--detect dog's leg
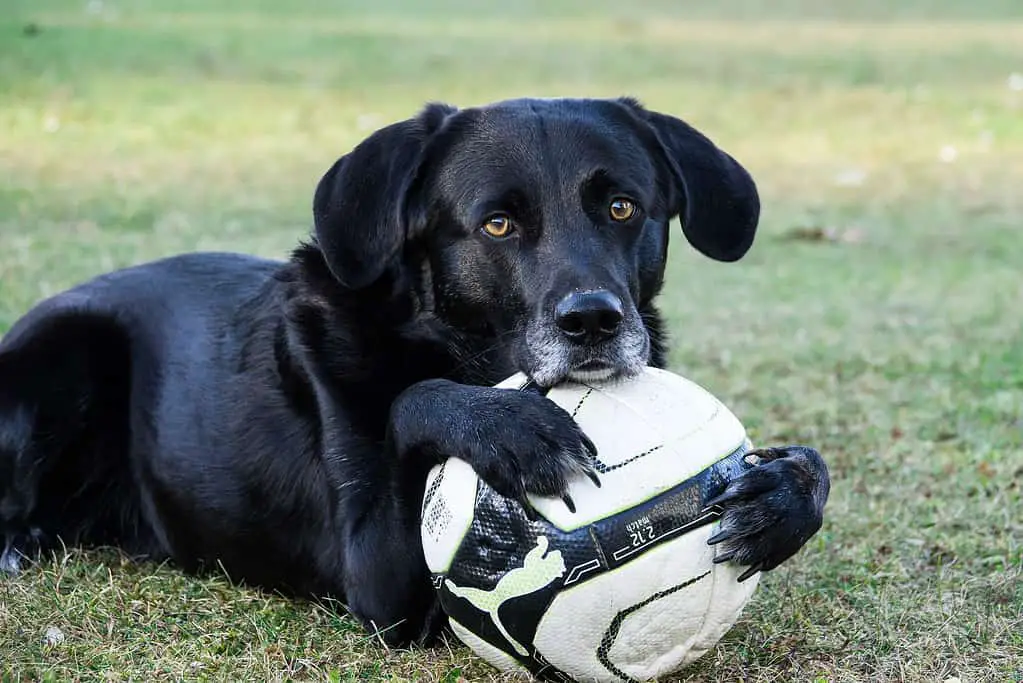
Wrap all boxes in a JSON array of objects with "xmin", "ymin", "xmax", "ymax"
[
  {"xmin": 338, "ymin": 499, "xmax": 448, "ymax": 647},
  {"xmin": 333, "ymin": 378, "xmax": 598, "ymax": 646},
  {"xmin": 345, "ymin": 377, "xmax": 599, "ymax": 645},
  {"xmin": 705, "ymin": 445, "xmax": 830, "ymax": 580}
]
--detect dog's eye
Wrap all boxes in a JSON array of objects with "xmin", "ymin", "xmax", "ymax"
[
  {"xmin": 609, "ymin": 198, "xmax": 637, "ymax": 222},
  {"xmin": 481, "ymin": 215, "xmax": 514, "ymax": 239}
]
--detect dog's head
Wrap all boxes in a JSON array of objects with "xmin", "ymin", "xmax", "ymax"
[{"xmin": 312, "ymin": 97, "xmax": 759, "ymax": 386}]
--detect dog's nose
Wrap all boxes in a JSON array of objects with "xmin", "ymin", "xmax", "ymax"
[{"xmin": 555, "ymin": 290, "xmax": 624, "ymax": 344}]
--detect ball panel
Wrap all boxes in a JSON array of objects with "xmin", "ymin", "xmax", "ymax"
[
  {"xmin": 421, "ymin": 458, "xmax": 479, "ymax": 575},
  {"xmin": 449, "ymin": 617, "xmax": 530, "ymax": 677},
  {"xmin": 602, "ymin": 565, "xmax": 714, "ymax": 681},
  {"xmin": 686, "ymin": 546, "xmax": 761, "ymax": 666},
  {"xmin": 567, "ymin": 367, "xmax": 728, "ymax": 445},
  {"xmin": 544, "ymin": 383, "xmax": 666, "ymax": 468},
  {"xmin": 532, "ymin": 533, "xmax": 720, "ymax": 681}
]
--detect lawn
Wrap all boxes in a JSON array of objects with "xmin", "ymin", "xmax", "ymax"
[{"xmin": 1, "ymin": 0, "xmax": 1021, "ymax": 680}]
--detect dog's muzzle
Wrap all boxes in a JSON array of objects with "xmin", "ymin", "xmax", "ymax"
[{"xmin": 525, "ymin": 290, "xmax": 649, "ymax": 387}]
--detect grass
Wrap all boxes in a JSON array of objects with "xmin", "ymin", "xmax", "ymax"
[{"xmin": 1, "ymin": 0, "xmax": 1021, "ymax": 680}]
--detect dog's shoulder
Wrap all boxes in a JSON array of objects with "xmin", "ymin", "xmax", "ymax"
[{"xmin": 277, "ymin": 242, "xmax": 488, "ymax": 400}]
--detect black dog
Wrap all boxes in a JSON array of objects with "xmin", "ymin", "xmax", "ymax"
[{"xmin": 0, "ymin": 97, "xmax": 829, "ymax": 645}]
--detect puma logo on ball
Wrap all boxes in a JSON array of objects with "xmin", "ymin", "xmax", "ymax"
[{"xmin": 445, "ymin": 535, "xmax": 566, "ymax": 656}]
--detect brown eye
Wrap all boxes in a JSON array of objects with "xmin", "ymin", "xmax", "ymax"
[
  {"xmin": 609, "ymin": 198, "xmax": 637, "ymax": 222},
  {"xmin": 481, "ymin": 215, "xmax": 514, "ymax": 238}
]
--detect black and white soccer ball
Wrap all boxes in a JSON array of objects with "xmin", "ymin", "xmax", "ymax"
[{"xmin": 420, "ymin": 367, "xmax": 762, "ymax": 682}]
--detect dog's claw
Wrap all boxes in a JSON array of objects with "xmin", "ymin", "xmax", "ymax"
[
  {"xmin": 737, "ymin": 562, "xmax": 763, "ymax": 582},
  {"xmin": 707, "ymin": 529, "xmax": 732, "ymax": 546},
  {"xmin": 712, "ymin": 550, "xmax": 738, "ymax": 565},
  {"xmin": 561, "ymin": 493, "xmax": 576, "ymax": 513},
  {"xmin": 519, "ymin": 497, "xmax": 539, "ymax": 522},
  {"xmin": 704, "ymin": 489, "xmax": 742, "ymax": 508},
  {"xmin": 746, "ymin": 447, "xmax": 786, "ymax": 462},
  {"xmin": 581, "ymin": 434, "xmax": 598, "ymax": 458},
  {"xmin": 581, "ymin": 463, "xmax": 602, "ymax": 488}
]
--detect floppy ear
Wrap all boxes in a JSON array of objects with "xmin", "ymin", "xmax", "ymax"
[
  {"xmin": 312, "ymin": 103, "xmax": 456, "ymax": 289},
  {"xmin": 621, "ymin": 98, "xmax": 760, "ymax": 262}
]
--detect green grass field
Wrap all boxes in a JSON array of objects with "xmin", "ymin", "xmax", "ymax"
[{"xmin": 2, "ymin": 0, "xmax": 1021, "ymax": 680}]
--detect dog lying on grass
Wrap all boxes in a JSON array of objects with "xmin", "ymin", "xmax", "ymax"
[{"xmin": 0, "ymin": 96, "xmax": 829, "ymax": 645}]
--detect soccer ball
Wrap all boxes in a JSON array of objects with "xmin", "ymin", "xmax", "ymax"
[{"xmin": 420, "ymin": 367, "xmax": 761, "ymax": 683}]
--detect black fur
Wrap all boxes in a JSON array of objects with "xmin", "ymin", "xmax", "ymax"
[{"xmin": 0, "ymin": 97, "xmax": 828, "ymax": 645}]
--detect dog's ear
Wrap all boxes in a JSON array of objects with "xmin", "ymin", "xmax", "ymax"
[
  {"xmin": 312, "ymin": 102, "xmax": 456, "ymax": 289},
  {"xmin": 620, "ymin": 98, "xmax": 760, "ymax": 262}
]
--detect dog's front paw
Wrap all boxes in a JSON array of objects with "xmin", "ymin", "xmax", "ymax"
[
  {"xmin": 705, "ymin": 446, "xmax": 830, "ymax": 581},
  {"xmin": 391, "ymin": 379, "xmax": 601, "ymax": 518},
  {"xmin": 462, "ymin": 388, "xmax": 600, "ymax": 517}
]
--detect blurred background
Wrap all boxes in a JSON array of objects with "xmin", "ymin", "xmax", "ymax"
[{"xmin": 1, "ymin": 1, "xmax": 1020, "ymax": 680}]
